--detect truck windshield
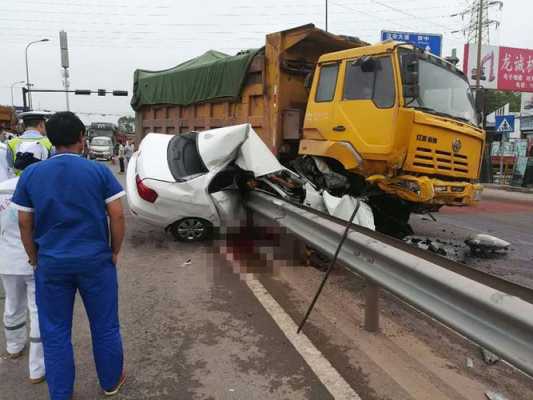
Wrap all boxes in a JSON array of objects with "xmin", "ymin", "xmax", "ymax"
[{"xmin": 401, "ymin": 55, "xmax": 477, "ymax": 126}]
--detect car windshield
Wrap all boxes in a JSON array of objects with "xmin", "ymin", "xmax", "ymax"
[
  {"xmin": 167, "ymin": 132, "xmax": 208, "ymax": 182},
  {"xmin": 401, "ymin": 53, "xmax": 478, "ymax": 125},
  {"xmin": 92, "ymin": 138, "xmax": 111, "ymax": 146}
]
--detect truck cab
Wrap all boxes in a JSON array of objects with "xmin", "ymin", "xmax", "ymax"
[{"xmin": 301, "ymin": 42, "xmax": 485, "ymax": 207}]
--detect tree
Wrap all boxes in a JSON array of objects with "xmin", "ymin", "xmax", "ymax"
[
  {"xmin": 117, "ymin": 115, "xmax": 135, "ymax": 133},
  {"xmin": 484, "ymin": 90, "xmax": 521, "ymax": 114}
]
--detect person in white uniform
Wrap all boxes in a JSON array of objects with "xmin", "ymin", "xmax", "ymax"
[{"xmin": 0, "ymin": 144, "xmax": 45, "ymax": 384}]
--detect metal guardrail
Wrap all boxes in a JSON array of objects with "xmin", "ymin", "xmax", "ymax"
[{"xmin": 246, "ymin": 191, "xmax": 533, "ymax": 377}]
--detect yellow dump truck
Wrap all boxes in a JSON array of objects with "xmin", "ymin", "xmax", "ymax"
[{"xmin": 132, "ymin": 24, "xmax": 484, "ymax": 235}]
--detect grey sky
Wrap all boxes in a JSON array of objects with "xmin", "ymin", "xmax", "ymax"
[{"xmin": 0, "ymin": 0, "xmax": 531, "ymax": 125}]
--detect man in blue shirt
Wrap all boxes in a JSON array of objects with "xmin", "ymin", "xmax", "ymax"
[{"xmin": 12, "ymin": 111, "xmax": 126, "ymax": 399}]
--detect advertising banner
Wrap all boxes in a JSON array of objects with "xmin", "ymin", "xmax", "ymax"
[{"xmin": 464, "ymin": 44, "xmax": 533, "ymax": 92}]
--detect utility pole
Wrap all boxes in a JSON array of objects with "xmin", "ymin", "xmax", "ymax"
[
  {"xmin": 325, "ymin": 0, "xmax": 328, "ymax": 32},
  {"xmin": 475, "ymin": 0, "xmax": 484, "ymax": 91},
  {"xmin": 59, "ymin": 31, "xmax": 70, "ymax": 111}
]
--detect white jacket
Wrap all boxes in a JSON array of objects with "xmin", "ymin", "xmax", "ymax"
[
  {"xmin": 0, "ymin": 177, "xmax": 33, "ymax": 275},
  {"xmin": 0, "ymin": 143, "xmax": 13, "ymax": 183}
]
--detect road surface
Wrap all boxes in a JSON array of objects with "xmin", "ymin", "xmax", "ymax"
[{"xmin": 1, "ymin": 164, "xmax": 532, "ymax": 399}]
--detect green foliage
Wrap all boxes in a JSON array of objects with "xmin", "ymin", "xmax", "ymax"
[
  {"xmin": 484, "ymin": 90, "xmax": 521, "ymax": 114},
  {"xmin": 117, "ymin": 115, "xmax": 135, "ymax": 133}
]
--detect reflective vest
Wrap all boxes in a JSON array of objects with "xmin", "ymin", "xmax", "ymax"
[{"xmin": 7, "ymin": 136, "xmax": 52, "ymax": 175}]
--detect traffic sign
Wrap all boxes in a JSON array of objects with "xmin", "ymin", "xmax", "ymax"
[
  {"xmin": 381, "ymin": 30, "xmax": 442, "ymax": 56},
  {"xmin": 495, "ymin": 115, "xmax": 515, "ymax": 133}
]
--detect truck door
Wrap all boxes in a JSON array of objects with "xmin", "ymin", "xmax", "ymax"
[
  {"xmin": 306, "ymin": 62, "xmax": 340, "ymax": 137},
  {"xmin": 335, "ymin": 56, "xmax": 397, "ymax": 157}
]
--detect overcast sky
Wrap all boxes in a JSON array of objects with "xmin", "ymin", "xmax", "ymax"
[{"xmin": 1, "ymin": 0, "xmax": 531, "ymax": 124}]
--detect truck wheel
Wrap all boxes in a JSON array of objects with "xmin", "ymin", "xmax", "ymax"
[
  {"xmin": 369, "ymin": 195, "xmax": 414, "ymax": 239},
  {"xmin": 170, "ymin": 218, "xmax": 213, "ymax": 242}
]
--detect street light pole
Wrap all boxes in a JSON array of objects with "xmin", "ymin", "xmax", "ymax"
[
  {"xmin": 25, "ymin": 38, "xmax": 50, "ymax": 110},
  {"xmin": 10, "ymin": 80, "xmax": 25, "ymax": 108}
]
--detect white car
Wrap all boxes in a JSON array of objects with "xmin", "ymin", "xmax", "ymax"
[
  {"xmin": 126, "ymin": 124, "xmax": 284, "ymax": 241},
  {"xmin": 89, "ymin": 136, "xmax": 114, "ymax": 160}
]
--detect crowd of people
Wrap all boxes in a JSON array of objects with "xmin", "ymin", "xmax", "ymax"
[{"xmin": 0, "ymin": 111, "xmax": 127, "ymax": 400}]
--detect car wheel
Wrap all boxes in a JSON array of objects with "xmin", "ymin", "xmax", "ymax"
[{"xmin": 170, "ymin": 218, "xmax": 212, "ymax": 241}]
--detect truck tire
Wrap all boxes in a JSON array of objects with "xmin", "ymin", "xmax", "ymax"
[{"xmin": 368, "ymin": 195, "xmax": 414, "ymax": 239}]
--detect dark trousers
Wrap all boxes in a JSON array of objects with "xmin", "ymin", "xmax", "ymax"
[
  {"xmin": 119, "ymin": 157, "xmax": 125, "ymax": 172},
  {"xmin": 35, "ymin": 262, "xmax": 124, "ymax": 400}
]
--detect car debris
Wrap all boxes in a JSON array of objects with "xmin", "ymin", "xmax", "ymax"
[
  {"xmin": 322, "ymin": 192, "xmax": 375, "ymax": 230},
  {"xmin": 465, "ymin": 234, "xmax": 510, "ymax": 256},
  {"xmin": 485, "ymin": 391, "xmax": 508, "ymax": 400},
  {"xmin": 481, "ymin": 347, "xmax": 500, "ymax": 365},
  {"xmin": 403, "ymin": 236, "xmax": 468, "ymax": 263}
]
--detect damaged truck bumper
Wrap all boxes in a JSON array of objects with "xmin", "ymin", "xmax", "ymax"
[{"xmin": 367, "ymin": 175, "xmax": 483, "ymax": 206}]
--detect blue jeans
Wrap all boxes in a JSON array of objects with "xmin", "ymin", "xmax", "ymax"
[{"xmin": 35, "ymin": 261, "xmax": 123, "ymax": 400}]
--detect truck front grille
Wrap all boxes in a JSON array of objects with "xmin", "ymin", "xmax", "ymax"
[{"xmin": 413, "ymin": 147, "xmax": 469, "ymax": 175}]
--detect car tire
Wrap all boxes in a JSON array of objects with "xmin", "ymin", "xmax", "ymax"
[{"xmin": 170, "ymin": 218, "xmax": 213, "ymax": 242}]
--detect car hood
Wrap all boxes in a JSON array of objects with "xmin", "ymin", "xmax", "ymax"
[{"xmin": 197, "ymin": 124, "xmax": 283, "ymax": 177}]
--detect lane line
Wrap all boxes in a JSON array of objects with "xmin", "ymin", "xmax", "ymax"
[{"xmin": 244, "ymin": 276, "xmax": 361, "ymax": 400}]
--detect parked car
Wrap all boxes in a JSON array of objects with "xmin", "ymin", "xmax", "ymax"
[
  {"xmin": 89, "ymin": 136, "xmax": 113, "ymax": 160},
  {"xmin": 126, "ymin": 124, "xmax": 285, "ymax": 241}
]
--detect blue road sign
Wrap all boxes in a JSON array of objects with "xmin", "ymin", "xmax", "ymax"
[
  {"xmin": 381, "ymin": 30, "xmax": 442, "ymax": 56},
  {"xmin": 495, "ymin": 115, "xmax": 515, "ymax": 133}
]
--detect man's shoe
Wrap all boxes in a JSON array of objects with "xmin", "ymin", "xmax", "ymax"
[
  {"xmin": 29, "ymin": 376, "xmax": 46, "ymax": 384},
  {"xmin": 103, "ymin": 373, "xmax": 126, "ymax": 396},
  {"xmin": 1, "ymin": 349, "xmax": 24, "ymax": 360}
]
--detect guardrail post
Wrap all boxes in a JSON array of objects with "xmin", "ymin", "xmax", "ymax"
[{"xmin": 364, "ymin": 281, "xmax": 380, "ymax": 332}]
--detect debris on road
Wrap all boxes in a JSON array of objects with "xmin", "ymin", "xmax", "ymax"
[
  {"xmin": 182, "ymin": 259, "xmax": 192, "ymax": 267},
  {"xmin": 481, "ymin": 348, "xmax": 500, "ymax": 365},
  {"xmin": 404, "ymin": 236, "xmax": 467, "ymax": 262},
  {"xmin": 466, "ymin": 234, "xmax": 510, "ymax": 256},
  {"xmin": 485, "ymin": 391, "xmax": 509, "ymax": 400},
  {"xmin": 404, "ymin": 232, "xmax": 512, "ymax": 263},
  {"xmin": 466, "ymin": 357, "xmax": 474, "ymax": 368}
]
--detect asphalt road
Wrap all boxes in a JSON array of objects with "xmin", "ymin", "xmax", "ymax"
[
  {"xmin": 410, "ymin": 188, "xmax": 533, "ymax": 287},
  {"xmin": 1, "ymin": 163, "xmax": 532, "ymax": 399}
]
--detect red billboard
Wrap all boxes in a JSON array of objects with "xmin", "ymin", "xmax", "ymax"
[{"xmin": 463, "ymin": 44, "xmax": 533, "ymax": 92}]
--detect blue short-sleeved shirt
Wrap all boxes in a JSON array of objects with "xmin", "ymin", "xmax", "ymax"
[{"xmin": 12, "ymin": 153, "xmax": 125, "ymax": 270}]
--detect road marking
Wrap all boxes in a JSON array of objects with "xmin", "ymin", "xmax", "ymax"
[{"xmin": 245, "ymin": 277, "xmax": 361, "ymax": 400}]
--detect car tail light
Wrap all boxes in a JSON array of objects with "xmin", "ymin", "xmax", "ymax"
[{"xmin": 136, "ymin": 175, "xmax": 158, "ymax": 203}]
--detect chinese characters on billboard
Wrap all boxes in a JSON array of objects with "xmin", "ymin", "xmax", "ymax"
[{"xmin": 464, "ymin": 44, "xmax": 533, "ymax": 92}]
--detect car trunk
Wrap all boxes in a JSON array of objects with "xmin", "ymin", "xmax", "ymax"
[{"xmin": 137, "ymin": 134, "xmax": 175, "ymax": 182}]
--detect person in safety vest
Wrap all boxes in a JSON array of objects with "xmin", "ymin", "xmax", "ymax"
[
  {"xmin": 6, "ymin": 112, "xmax": 53, "ymax": 175},
  {"xmin": 0, "ymin": 145, "xmax": 45, "ymax": 384}
]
